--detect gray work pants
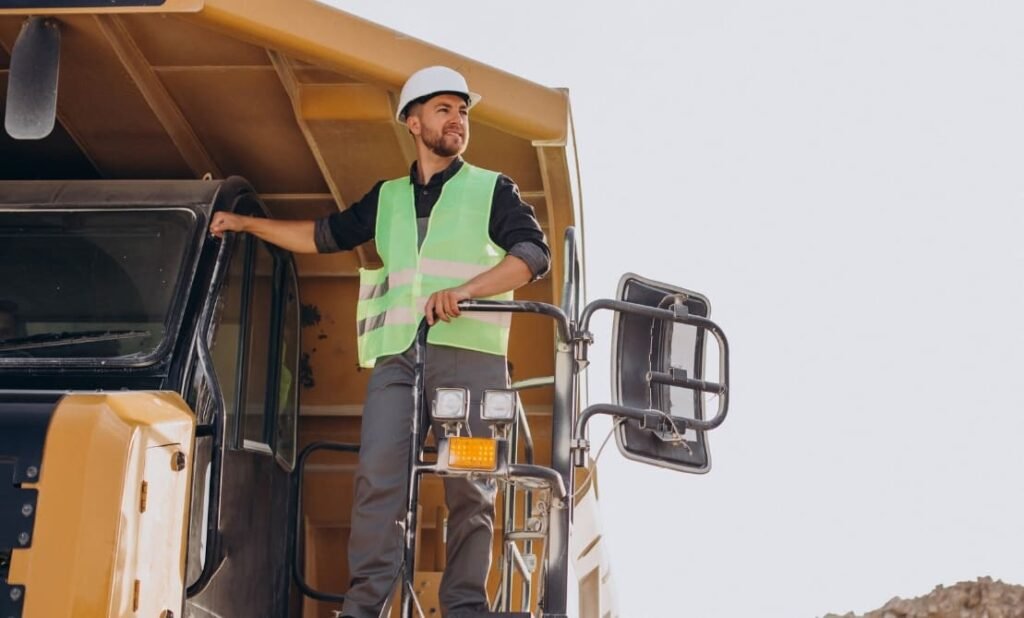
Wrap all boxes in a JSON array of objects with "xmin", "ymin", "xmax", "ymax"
[{"xmin": 341, "ymin": 344, "xmax": 507, "ymax": 618}]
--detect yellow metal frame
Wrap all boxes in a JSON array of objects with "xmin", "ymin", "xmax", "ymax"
[
  {"xmin": 7, "ymin": 392, "xmax": 195, "ymax": 618},
  {"xmin": 0, "ymin": 0, "xmax": 203, "ymax": 15},
  {"xmin": 190, "ymin": 0, "xmax": 569, "ymax": 143}
]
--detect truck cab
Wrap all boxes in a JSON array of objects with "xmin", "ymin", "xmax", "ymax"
[
  {"xmin": 0, "ymin": 178, "xmax": 302, "ymax": 616},
  {"xmin": 0, "ymin": 3, "xmax": 731, "ymax": 617}
]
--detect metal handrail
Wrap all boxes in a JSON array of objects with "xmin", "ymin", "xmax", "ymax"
[
  {"xmin": 185, "ymin": 346, "xmax": 226, "ymax": 598},
  {"xmin": 290, "ymin": 441, "xmax": 360, "ymax": 603},
  {"xmin": 561, "ymin": 226, "xmax": 582, "ymax": 325},
  {"xmin": 185, "ymin": 233, "xmax": 233, "ymax": 598},
  {"xmin": 399, "ymin": 321, "xmax": 432, "ymax": 618},
  {"xmin": 459, "ymin": 299, "xmax": 576, "ymax": 614},
  {"xmin": 400, "ymin": 304, "xmax": 575, "ymax": 617},
  {"xmin": 457, "ymin": 299, "xmax": 572, "ymax": 344}
]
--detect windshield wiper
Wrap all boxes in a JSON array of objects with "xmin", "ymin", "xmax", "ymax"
[{"xmin": 0, "ymin": 329, "xmax": 152, "ymax": 353}]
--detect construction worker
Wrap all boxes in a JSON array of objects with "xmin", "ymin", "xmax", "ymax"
[{"xmin": 209, "ymin": 66, "xmax": 550, "ymax": 617}]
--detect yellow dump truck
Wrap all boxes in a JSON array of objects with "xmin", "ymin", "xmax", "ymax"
[{"xmin": 0, "ymin": 2, "xmax": 730, "ymax": 617}]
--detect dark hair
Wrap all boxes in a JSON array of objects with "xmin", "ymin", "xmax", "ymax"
[{"xmin": 401, "ymin": 91, "xmax": 472, "ymax": 120}]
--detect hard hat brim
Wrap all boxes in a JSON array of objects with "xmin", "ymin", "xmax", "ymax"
[{"xmin": 396, "ymin": 90, "xmax": 482, "ymax": 123}]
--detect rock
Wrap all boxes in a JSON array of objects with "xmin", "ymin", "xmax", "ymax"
[{"xmin": 825, "ymin": 577, "xmax": 1024, "ymax": 618}]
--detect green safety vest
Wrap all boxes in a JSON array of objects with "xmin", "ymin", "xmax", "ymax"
[{"xmin": 355, "ymin": 163, "xmax": 513, "ymax": 368}]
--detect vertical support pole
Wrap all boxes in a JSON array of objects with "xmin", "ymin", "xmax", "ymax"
[
  {"xmin": 542, "ymin": 226, "xmax": 582, "ymax": 615},
  {"xmin": 499, "ymin": 419, "xmax": 519, "ymax": 611},
  {"xmin": 542, "ymin": 339, "xmax": 576, "ymax": 614},
  {"xmin": 400, "ymin": 322, "xmax": 429, "ymax": 617}
]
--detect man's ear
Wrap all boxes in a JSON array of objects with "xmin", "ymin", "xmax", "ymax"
[{"xmin": 405, "ymin": 114, "xmax": 421, "ymax": 138}]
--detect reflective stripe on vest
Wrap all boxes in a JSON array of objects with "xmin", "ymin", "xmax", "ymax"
[{"xmin": 355, "ymin": 163, "xmax": 513, "ymax": 367}]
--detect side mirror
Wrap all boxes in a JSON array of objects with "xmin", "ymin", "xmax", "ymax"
[
  {"xmin": 610, "ymin": 273, "xmax": 727, "ymax": 474},
  {"xmin": 5, "ymin": 17, "xmax": 60, "ymax": 140}
]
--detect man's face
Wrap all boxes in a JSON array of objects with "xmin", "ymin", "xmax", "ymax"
[{"xmin": 407, "ymin": 93, "xmax": 470, "ymax": 157}]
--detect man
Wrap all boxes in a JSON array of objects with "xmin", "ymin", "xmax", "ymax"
[{"xmin": 209, "ymin": 66, "xmax": 549, "ymax": 617}]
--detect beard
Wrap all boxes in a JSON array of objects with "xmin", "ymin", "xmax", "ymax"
[{"xmin": 422, "ymin": 124, "xmax": 467, "ymax": 158}]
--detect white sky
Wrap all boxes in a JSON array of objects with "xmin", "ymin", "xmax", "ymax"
[{"xmin": 330, "ymin": 2, "xmax": 1024, "ymax": 616}]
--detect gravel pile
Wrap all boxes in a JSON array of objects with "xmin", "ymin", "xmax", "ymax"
[{"xmin": 824, "ymin": 577, "xmax": 1024, "ymax": 618}]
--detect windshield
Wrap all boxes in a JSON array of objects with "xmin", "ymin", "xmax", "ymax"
[{"xmin": 0, "ymin": 208, "xmax": 198, "ymax": 362}]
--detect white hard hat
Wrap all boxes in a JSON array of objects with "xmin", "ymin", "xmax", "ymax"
[{"xmin": 396, "ymin": 66, "xmax": 481, "ymax": 122}]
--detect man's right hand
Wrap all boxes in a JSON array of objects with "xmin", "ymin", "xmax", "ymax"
[
  {"xmin": 209, "ymin": 212, "xmax": 248, "ymax": 238},
  {"xmin": 207, "ymin": 212, "xmax": 318, "ymax": 254}
]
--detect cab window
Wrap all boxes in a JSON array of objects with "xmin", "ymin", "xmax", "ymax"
[
  {"xmin": 208, "ymin": 229, "xmax": 296, "ymax": 462},
  {"xmin": 275, "ymin": 264, "xmax": 300, "ymax": 469},
  {"xmin": 241, "ymin": 241, "xmax": 274, "ymax": 451}
]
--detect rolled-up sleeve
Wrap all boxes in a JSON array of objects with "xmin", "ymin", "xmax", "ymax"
[
  {"xmin": 314, "ymin": 181, "xmax": 382, "ymax": 253},
  {"xmin": 508, "ymin": 242, "xmax": 550, "ymax": 280},
  {"xmin": 489, "ymin": 175, "xmax": 551, "ymax": 280},
  {"xmin": 314, "ymin": 217, "xmax": 341, "ymax": 253}
]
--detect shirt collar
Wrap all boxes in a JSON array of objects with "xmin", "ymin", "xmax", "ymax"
[{"xmin": 410, "ymin": 157, "xmax": 464, "ymax": 189}]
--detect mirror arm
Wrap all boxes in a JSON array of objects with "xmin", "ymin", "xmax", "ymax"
[
  {"xmin": 573, "ymin": 391, "xmax": 731, "ymax": 467},
  {"xmin": 572, "ymin": 404, "xmax": 667, "ymax": 466}
]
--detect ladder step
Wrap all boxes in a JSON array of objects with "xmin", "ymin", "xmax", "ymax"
[{"xmin": 506, "ymin": 531, "xmax": 546, "ymax": 541}]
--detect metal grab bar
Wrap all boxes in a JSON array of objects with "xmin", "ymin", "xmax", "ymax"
[
  {"xmin": 401, "ymin": 302, "xmax": 576, "ymax": 617},
  {"xmin": 185, "ymin": 233, "xmax": 233, "ymax": 599},
  {"xmin": 290, "ymin": 441, "xmax": 360, "ymax": 603},
  {"xmin": 184, "ymin": 347, "xmax": 225, "ymax": 598},
  {"xmin": 561, "ymin": 226, "xmax": 582, "ymax": 326},
  {"xmin": 457, "ymin": 299, "xmax": 572, "ymax": 344},
  {"xmin": 456, "ymin": 300, "xmax": 576, "ymax": 614}
]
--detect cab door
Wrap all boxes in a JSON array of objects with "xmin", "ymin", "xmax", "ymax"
[{"xmin": 184, "ymin": 223, "xmax": 300, "ymax": 617}]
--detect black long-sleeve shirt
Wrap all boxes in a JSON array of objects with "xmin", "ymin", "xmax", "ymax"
[{"xmin": 314, "ymin": 158, "xmax": 550, "ymax": 279}]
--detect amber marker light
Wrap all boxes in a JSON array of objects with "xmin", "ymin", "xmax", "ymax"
[{"xmin": 447, "ymin": 436, "xmax": 498, "ymax": 471}]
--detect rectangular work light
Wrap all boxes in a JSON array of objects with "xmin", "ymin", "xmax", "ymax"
[
  {"xmin": 480, "ymin": 389, "xmax": 517, "ymax": 423},
  {"xmin": 432, "ymin": 387, "xmax": 469, "ymax": 421}
]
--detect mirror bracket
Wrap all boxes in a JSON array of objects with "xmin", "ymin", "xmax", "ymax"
[
  {"xmin": 574, "ymin": 330, "xmax": 593, "ymax": 364},
  {"xmin": 640, "ymin": 412, "xmax": 667, "ymax": 432},
  {"xmin": 570, "ymin": 438, "xmax": 590, "ymax": 467}
]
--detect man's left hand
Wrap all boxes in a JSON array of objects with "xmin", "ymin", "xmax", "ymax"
[{"xmin": 424, "ymin": 286, "xmax": 472, "ymax": 325}]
